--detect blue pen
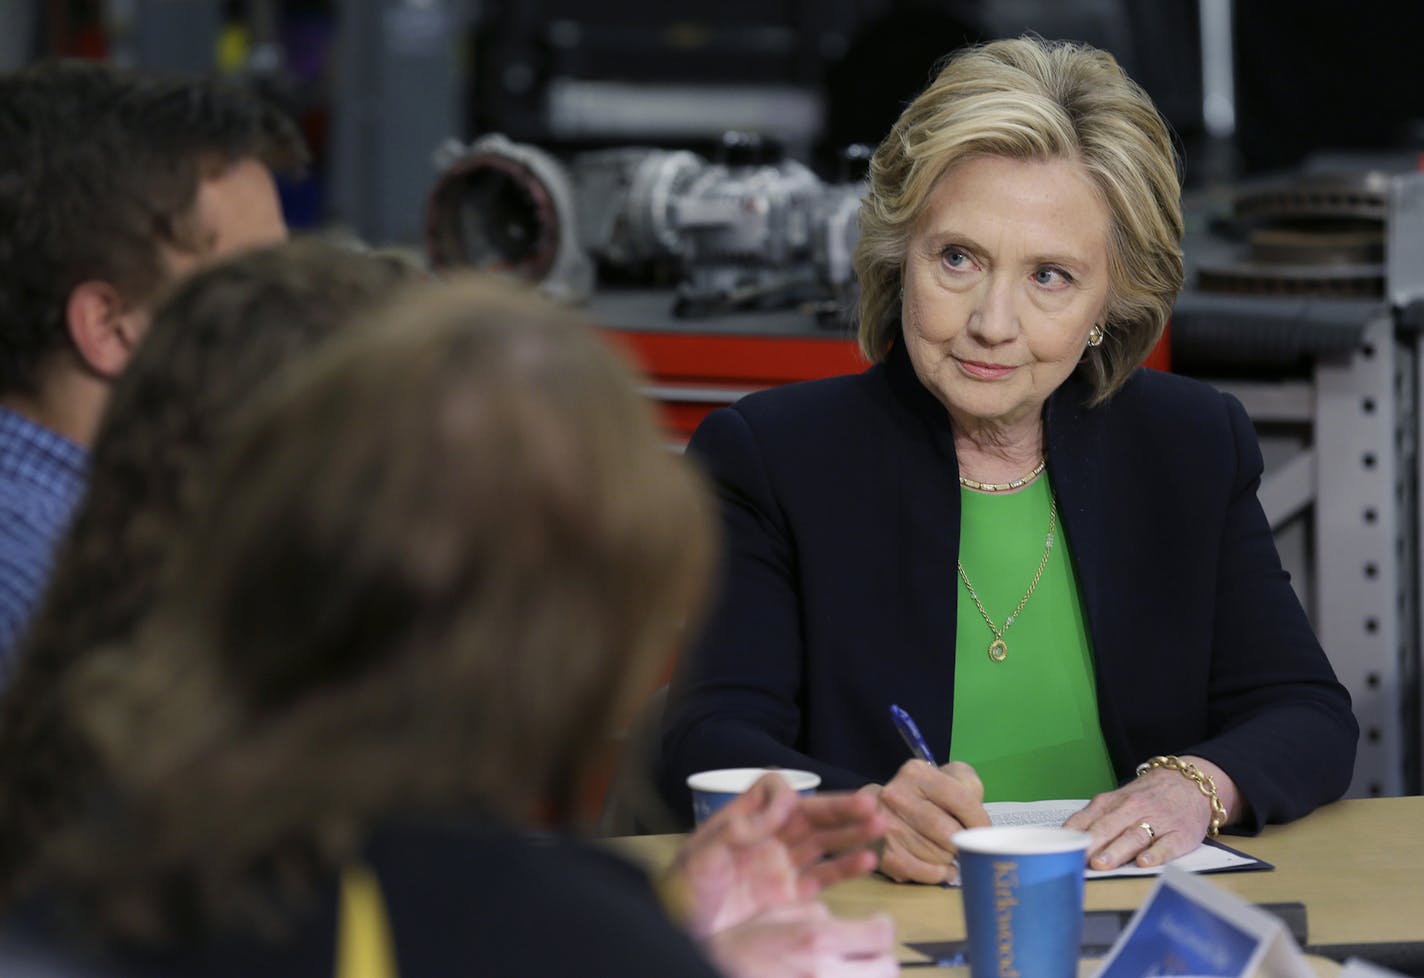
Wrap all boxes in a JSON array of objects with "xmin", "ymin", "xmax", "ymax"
[
  {"xmin": 890, "ymin": 704, "xmax": 938, "ymax": 765},
  {"xmin": 890, "ymin": 704, "xmax": 960, "ymax": 890}
]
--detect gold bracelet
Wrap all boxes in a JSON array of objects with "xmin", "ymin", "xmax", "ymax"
[{"xmin": 1135, "ymin": 755, "xmax": 1227, "ymax": 838}]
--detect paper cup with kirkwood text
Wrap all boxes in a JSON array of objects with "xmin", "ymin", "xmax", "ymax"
[{"xmin": 953, "ymin": 825, "xmax": 1091, "ymax": 978}]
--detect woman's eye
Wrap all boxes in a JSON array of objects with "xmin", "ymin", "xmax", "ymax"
[
  {"xmin": 942, "ymin": 247, "xmax": 973, "ymax": 270},
  {"xmin": 1033, "ymin": 266, "xmax": 1071, "ymax": 288}
]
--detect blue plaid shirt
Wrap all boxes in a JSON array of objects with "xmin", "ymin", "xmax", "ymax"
[{"xmin": 0, "ymin": 407, "xmax": 87, "ymax": 678}]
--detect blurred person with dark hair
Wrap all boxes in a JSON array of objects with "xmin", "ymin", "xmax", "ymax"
[
  {"xmin": 0, "ymin": 237, "xmax": 420, "ymax": 903},
  {"xmin": 0, "ymin": 59, "xmax": 306, "ymax": 664},
  {"xmin": 0, "ymin": 277, "xmax": 895, "ymax": 978}
]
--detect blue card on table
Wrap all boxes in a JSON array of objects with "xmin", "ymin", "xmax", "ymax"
[{"xmin": 1093, "ymin": 867, "xmax": 1313, "ymax": 978}]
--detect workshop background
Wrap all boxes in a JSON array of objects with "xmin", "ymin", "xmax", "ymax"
[{"xmin": 2, "ymin": 0, "xmax": 1422, "ymax": 800}]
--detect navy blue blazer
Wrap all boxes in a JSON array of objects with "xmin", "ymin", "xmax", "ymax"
[
  {"xmin": 0, "ymin": 818, "xmax": 722, "ymax": 978},
  {"xmin": 660, "ymin": 339, "xmax": 1358, "ymax": 831}
]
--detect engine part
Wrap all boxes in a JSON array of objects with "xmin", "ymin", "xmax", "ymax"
[
  {"xmin": 424, "ymin": 133, "xmax": 866, "ymax": 318},
  {"xmin": 669, "ymin": 133, "xmax": 864, "ymax": 316},
  {"xmin": 570, "ymin": 147, "xmax": 705, "ymax": 268},
  {"xmin": 1198, "ymin": 172, "xmax": 1389, "ymax": 298},
  {"xmin": 426, "ymin": 134, "xmax": 594, "ymax": 302}
]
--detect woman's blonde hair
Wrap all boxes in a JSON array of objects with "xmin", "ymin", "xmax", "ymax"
[
  {"xmin": 854, "ymin": 36, "xmax": 1184, "ymax": 403},
  {"xmin": 45, "ymin": 276, "xmax": 714, "ymax": 940}
]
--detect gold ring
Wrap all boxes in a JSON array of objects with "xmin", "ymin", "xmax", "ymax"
[{"xmin": 1136, "ymin": 821, "xmax": 1155, "ymax": 840}]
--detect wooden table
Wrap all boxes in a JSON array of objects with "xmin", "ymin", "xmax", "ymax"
[{"xmin": 610, "ymin": 796, "xmax": 1424, "ymax": 976}]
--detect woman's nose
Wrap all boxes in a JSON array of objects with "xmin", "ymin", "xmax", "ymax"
[{"xmin": 966, "ymin": 278, "xmax": 1018, "ymax": 343}]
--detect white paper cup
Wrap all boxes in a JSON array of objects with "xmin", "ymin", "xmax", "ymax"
[{"xmin": 686, "ymin": 767, "xmax": 821, "ymax": 824}]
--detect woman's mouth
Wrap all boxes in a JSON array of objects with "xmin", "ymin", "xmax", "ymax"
[{"xmin": 955, "ymin": 358, "xmax": 1017, "ymax": 380}]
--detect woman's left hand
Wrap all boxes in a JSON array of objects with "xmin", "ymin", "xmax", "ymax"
[
  {"xmin": 1062, "ymin": 755, "xmax": 1238, "ymax": 870},
  {"xmin": 665, "ymin": 774, "xmax": 887, "ymax": 939}
]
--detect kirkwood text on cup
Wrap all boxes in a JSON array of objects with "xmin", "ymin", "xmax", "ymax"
[{"xmin": 994, "ymin": 860, "xmax": 1022, "ymax": 978}]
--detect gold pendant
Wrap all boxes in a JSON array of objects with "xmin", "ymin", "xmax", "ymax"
[{"xmin": 988, "ymin": 638, "xmax": 1008, "ymax": 663}]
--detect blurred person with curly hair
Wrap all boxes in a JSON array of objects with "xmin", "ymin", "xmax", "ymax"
[
  {"xmin": 0, "ymin": 277, "xmax": 894, "ymax": 978},
  {"xmin": 0, "ymin": 238, "xmax": 420, "ymax": 902}
]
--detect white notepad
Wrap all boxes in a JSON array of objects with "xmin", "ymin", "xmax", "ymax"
[{"xmin": 984, "ymin": 799, "xmax": 1266, "ymax": 879}]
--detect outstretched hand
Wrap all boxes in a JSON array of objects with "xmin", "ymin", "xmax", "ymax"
[
  {"xmin": 666, "ymin": 773, "xmax": 887, "ymax": 939},
  {"xmin": 703, "ymin": 902, "xmax": 899, "ymax": 978}
]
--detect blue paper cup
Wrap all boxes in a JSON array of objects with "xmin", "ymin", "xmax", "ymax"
[
  {"xmin": 686, "ymin": 768, "xmax": 821, "ymax": 825},
  {"xmin": 952, "ymin": 825, "xmax": 1091, "ymax": 978}
]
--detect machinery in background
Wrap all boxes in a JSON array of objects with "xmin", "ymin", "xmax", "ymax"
[
  {"xmin": 425, "ymin": 131, "xmax": 867, "ymax": 320},
  {"xmin": 1171, "ymin": 163, "xmax": 1424, "ymax": 800},
  {"xmin": 1197, "ymin": 171, "xmax": 1389, "ymax": 301}
]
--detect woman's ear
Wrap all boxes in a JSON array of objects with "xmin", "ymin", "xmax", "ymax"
[{"xmin": 65, "ymin": 280, "xmax": 148, "ymax": 380}]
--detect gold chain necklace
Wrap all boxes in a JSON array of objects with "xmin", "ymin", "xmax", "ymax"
[
  {"xmin": 958, "ymin": 456, "xmax": 1047, "ymax": 493},
  {"xmin": 957, "ymin": 495, "xmax": 1057, "ymax": 663}
]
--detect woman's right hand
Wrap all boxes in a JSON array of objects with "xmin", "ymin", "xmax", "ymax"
[{"xmin": 859, "ymin": 760, "xmax": 991, "ymax": 884}]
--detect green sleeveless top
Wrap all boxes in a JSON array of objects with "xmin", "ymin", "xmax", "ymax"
[{"xmin": 952, "ymin": 476, "xmax": 1116, "ymax": 801}]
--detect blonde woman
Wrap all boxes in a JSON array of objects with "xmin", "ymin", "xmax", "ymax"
[{"xmin": 661, "ymin": 36, "xmax": 1357, "ymax": 884}]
